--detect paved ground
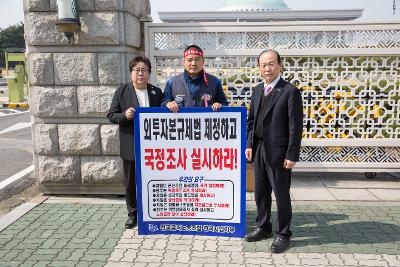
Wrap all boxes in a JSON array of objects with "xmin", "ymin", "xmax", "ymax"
[
  {"xmin": 0, "ymin": 201, "xmax": 399, "ymax": 266},
  {"xmin": 0, "ymin": 172, "xmax": 399, "ymax": 267}
]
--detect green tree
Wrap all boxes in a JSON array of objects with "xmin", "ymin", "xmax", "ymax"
[{"xmin": 0, "ymin": 22, "xmax": 25, "ymax": 68}]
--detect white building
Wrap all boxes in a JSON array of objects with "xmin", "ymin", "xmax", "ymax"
[{"xmin": 158, "ymin": 0, "xmax": 363, "ymax": 23}]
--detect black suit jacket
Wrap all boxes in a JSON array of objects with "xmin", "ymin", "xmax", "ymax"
[
  {"xmin": 107, "ymin": 83, "xmax": 163, "ymax": 161},
  {"xmin": 247, "ymin": 78, "xmax": 303, "ymax": 168}
]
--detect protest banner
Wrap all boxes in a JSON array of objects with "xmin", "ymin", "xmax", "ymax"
[{"xmin": 134, "ymin": 107, "xmax": 246, "ymax": 237}]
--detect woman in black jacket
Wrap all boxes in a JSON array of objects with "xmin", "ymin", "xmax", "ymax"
[{"xmin": 107, "ymin": 56, "xmax": 163, "ymax": 228}]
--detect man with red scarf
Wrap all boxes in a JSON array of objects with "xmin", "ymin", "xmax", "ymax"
[{"xmin": 161, "ymin": 45, "xmax": 228, "ymax": 111}]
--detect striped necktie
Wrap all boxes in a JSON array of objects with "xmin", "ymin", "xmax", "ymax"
[{"xmin": 264, "ymin": 85, "xmax": 273, "ymax": 96}]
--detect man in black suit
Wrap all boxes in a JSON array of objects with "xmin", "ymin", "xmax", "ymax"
[
  {"xmin": 107, "ymin": 56, "xmax": 163, "ymax": 228},
  {"xmin": 245, "ymin": 50, "xmax": 303, "ymax": 253}
]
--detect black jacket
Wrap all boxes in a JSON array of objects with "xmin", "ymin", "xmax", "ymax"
[
  {"xmin": 247, "ymin": 78, "xmax": 303, "ymax": 168},
  {"xmin": 107, "ymin": 82, "xmax": 163, "ymax": 161}
]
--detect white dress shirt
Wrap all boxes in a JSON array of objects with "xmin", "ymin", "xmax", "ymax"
[
  {"xmin": 264, "ymin": 75, "xmax": 281, "ymax": 90},
  {"xmin": 135, "ymin": 89, "xmax": 149, "ymax": 107}
]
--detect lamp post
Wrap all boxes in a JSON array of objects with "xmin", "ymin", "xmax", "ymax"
[{"xmin": 55, "ymin": 0, "xmax": 80, "ymax": 43}]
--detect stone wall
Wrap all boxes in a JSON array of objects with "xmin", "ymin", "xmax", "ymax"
[{"xmin": 25, "ymin": 0, "xmax": 151, "ymax": 194}]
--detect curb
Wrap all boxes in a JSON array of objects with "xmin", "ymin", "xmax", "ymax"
[
  {"xmin": 0, "ymin": 203, "xmax": 38, "ymax": 231},
  {"xmin": 0, "ymin": 166, "xmax": 35, "ymax": 202},
  {"xmin": 2, "ymin": 102, "xmax": 29, "ymax": 109}
]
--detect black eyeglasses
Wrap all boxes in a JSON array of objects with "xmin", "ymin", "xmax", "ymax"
[{"xmin": 132, "ymin": 68, "xmax": 149, "ymax": 74}]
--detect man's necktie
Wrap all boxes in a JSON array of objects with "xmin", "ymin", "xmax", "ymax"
[{"xmin": 264, "ymin": 85, "xmax": 273, "ymax": 96}]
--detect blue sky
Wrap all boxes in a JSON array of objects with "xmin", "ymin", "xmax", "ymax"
[{"xmin": 1, "ymin": 0, "xmax": 399, "ymax": 29}]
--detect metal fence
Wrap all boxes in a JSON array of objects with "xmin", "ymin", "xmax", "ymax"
[{"xmin": 145, "ymin": 21, "xmax": 400, "ymax": 172}]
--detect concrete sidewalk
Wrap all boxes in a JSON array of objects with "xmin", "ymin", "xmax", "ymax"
[{"xmin": 0, "ymin": 173, "xmax": 399, "ymax": 267}]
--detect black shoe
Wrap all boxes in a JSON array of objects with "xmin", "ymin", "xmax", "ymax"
[
  {"xmin": 125, "ymin": 215, "xmax": 137, "ymax": 229},
  {"xmin": 244, "ymin": 228, "xmax": 273, "ymax": 242},
  {"xmin": 271, "ymin": 236, "xmax": 290, "ymax": 253}
]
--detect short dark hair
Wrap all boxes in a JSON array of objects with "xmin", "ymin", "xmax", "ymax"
[
  {"xmin": 184, "ymin": 44, "xmax": 203, "ymax": 54},
  {"xmin": 129, "ymin": 55, "xmax": 152, "ymax": 73},
  {"xmin": 257, "ymin": 49, "xmax": 282, "ymax": 65}
]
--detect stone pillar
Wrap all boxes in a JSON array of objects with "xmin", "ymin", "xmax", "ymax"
[{"xmin": 25, "ymin": 0, "xmax": 151, "ymax": 194}]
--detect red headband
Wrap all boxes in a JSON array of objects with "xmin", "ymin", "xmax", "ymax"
[{"xmin": 184, "ymin": 48, "xmax": 204, "ymax": 58}]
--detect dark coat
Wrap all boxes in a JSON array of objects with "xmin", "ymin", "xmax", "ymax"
[
  {"xmin": 246, "ymin": 78, "xmax": 303, "ymax": 168},
  {"xmin": 161, "ymin": 71, "xmax": 228, "ymax": 107},
  {"xmin": 107, "ymin": 82, "xmax": 163, "ymax": 161}
]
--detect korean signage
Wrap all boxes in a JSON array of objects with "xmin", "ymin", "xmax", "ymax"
[{"xmin": 134, "ymin": 107, "xmax": 246, "ymax": 237}]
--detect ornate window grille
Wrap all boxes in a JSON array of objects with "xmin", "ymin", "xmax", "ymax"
[{"xmin": 145, "ymin": 22, "xmax": 400, "ymax": 172}]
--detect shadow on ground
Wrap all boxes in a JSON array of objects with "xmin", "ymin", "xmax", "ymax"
[{"xmin": 244, "ymin": 206, "xmax": 400, "ymax": 254}]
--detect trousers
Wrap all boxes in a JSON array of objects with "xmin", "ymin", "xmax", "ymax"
[
  {"xmin": 253, "ymin": 140, "xmax": 292, "ymax": 238},
  {"xmin": 122, "ymin": 159, "xmax": 137, "ymax": 216}
]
